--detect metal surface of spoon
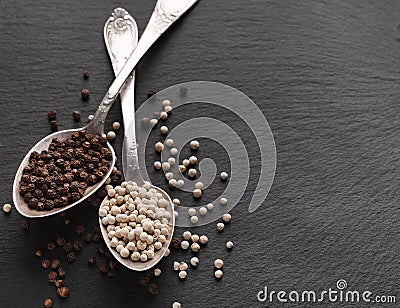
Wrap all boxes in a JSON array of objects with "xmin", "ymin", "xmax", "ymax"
[
  {"xmin": 101, "ymin": 8, "xmax": 173, "ymax": 271},
  {"xmin": 99, "ymin": 0, "xmax": 199, "ymax": 271},
  {"xmin": 13, "ymin": 0, "xmax": 199, "ymax": 219}
]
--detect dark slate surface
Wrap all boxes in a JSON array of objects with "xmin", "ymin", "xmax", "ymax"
[{"xmin": 1, "ymin": 0, "xmax": 400, "ymax": 307}]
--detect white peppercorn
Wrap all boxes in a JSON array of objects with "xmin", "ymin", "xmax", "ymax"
[
  {"xmin": 155, "ymin": 142, "xmax": 164, "ymax": 152},
  {"xmin": 206, "ymin": 203, "xmax": 214, "ymax": 210},
  {"xmin": 173, "ymin": 261, "xmax": 180, "ymax": 271},
  {"xmin": 190, "ymin": 216, "xmax": 199, "ymax": 224},
  {"xmin": 193, "ymin": 189, "xmax": 202, "ymax": 198},
  {"xmin": 160, "ymin": 126, "xmax": 168, "ymax": 135},
  {"xmin": 191, "ymin": 234, "xmax": 200, "ymax": 242},
  {"xmin": 222, "ymin": 213, "xmax": 231, "ymax": 223},
  {"xmin": 190, "ymin": 257, "xmax": 199, "ymax": 267},
  {"xmin": 177, "ymin": 179, "xmax": 185, "ymax": 188},
  {"xmin": 172, "ymin": 198, "xmax": 180, "ymax": 206},
  {"xmin": 166, "ymin": 138, "xmax": 174, "ymax": 147},
  {"xmin": 169, "ymin": 179, "xmax": 177, "ymax": 187},
  {"xmin": 162, "ymin": 99, "xmax": 171, "ymax": 107},
  {"xmin": 182, "ymin": 159, "xmax": 190, "ymax": 167},
  {"xmin": 112, "ymin": 121, "xmax": 121, "ymax": 130},
  {"xmin": 181, "ymin": 240, "xmax": 190, "ymax": 250},
  {"xmin": 191, "ymin": 242, "xmax": 200, "ymax": 252},
  {"xmin": 216, "ymin": 222, "xmax": 225, "ymax": 231},
  {"xmin": 179, "ymin": 262, "xmax": 188, "ymax": 271},
  {"xmin": 214, "ymin": 270, "xmax": 223, "ymax": 279},
  {"xmin": 162, "ymin": 162, "xmax": 171, "ymax": 171},
  {"xmin": 165, "ymin": 172, "xmax": 174, "ymax": 180},
  {"xmin": 188, "ymin": 169, "xmax": 197, "ymax": 178},
  {"xmin": 190, "ymin": 140, "xmax": 200, "ymax": 150},
  {"xmin": 154, "ymin": 268, "xmax": 162, "ymax": 277},
  {"xmin": 220, "ymin": 197, "xmax": 228, "ymax": 205},
  {"xmin": 164, "ymin": 248, "xmax": 170, "ymax": 257},
  {"xmin": 168, "ymin": 157, "xmax": 176, "ymax": 165},
  {"xmin": 199, "ymin": 235, "xmax": 208, "ymax": 245},
  {"xmin": 220, "ymin": 171, "xmax": 229, "ymax": 180},
  {"xmin": 149, "ymin": 118, "xmax": 158, "ymax": 127},
  {"xmin": 199, "ymin": 207, "xmax": 207, "ymax": 215},
  {"xmin": 182, "ymin": 231, "xmax": 191, "ymax": 241},
  {"xmin": 188, "ymin": 208, "xmax": 196, "ymax": 216},
  {"xmin": 170, "ymin": 148, "xmax": 178, "ymax": 156},
  {"xmin": 154, "ymin": 161, "xmax": 162, "ymax": 170},
  {"xmin": 178, "ymin": 270, "xmax": 187, "ymax": 279},
  {"xmin": 3, "ymin": 203, "xmax": 12, "ymax": 213},
  {"xmin": 160, "ymin": 111, "xmax": 168, "ymax": 120},
  {"xmin": 107, "ymin": 131, "xmax": 116, "ymax": 140},
  {"xmin": 194, "ymin": 182, "xmax": 204, "ymax": 190},
  {"xmin": 179, "ymin": 165, "xmax": 186, "ymax": 173},
  {"xmin": 226, "ymin": 241, "xmax": 234, "ymax": 249},
  {"xmin": 164, "ymin": 105, "xmax": 172, "ymax": 113},
  {"xmin": 172, "ymin": 302, "xmax": 181, "ymax": 308},
  {"xmin": 189, "ymin": 156, "xmax": 197, "ymax": 164},
  {"xmin": 214, "ymin": 259, "xmax": 224, "ymax": 268}
]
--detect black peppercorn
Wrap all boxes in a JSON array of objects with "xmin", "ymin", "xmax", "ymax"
[
  {"xmin": 99, "ymin": 262, "xmax": 108, "ymax": 273},
  {"xmin": 66, "ymin": 252, "xmax": 76, "ymax": 263},
  {"xmin": 54, "ymin": 279, "xmax": 64, "ymax": 288},
  {"xmin": 63, "ymin": 242, "xmax": 73, "ymax": 253},
  {"xmin": 139, "ymin": 275, "xmax": 150, "ymax": 287},
  {"xmin": 47, "ymin": 241, "xmax": 56, "ymax": 251},
  {"xmin": 83, "ymin": 71, "xmax": 89, "ymax": 79},
  {"xmin": 57, "ymin": 267, "xmax": 66, "ymax": 278},
  {"xmin": 41, "ymin": 259, "xmax": 51, "ymax": 269},
  {"xmin": 85, "ymin": 233, "xmax": 93, "ymax": 243},
  {"xmin": 50, "ymin": 120, "xmax": 58, "ymax": 132},
  {"xmin": 73, "ymin": 240, "xmax": 83, "ymax": 252},
  {"xmin": 47, "ymin": 110, "xmax": 57, "ymax": 121},
  {"xmin": 57, "ymin": 286, "xmax": 69, "ymax": 298},
  {"xmin": 48, "ymin": 271, "xmax": 58, "ymax": 283},
  {"xmin": 75, "ymin": 225, "xmax": 85, "ymax": 236},
  {"xmin": 88, "ymin": 256, "xmax": 96, "ymax": 264},
  {"xmin": 44, "ymin": 298, "xmax": 53, "ymax": 308},
  {"xmin": 35, "ymin": 249, "xmax": 43, "ymax": 257},
  {"xmin": 56, "ymin": 237, "xmax": 66, "ymax": 247},
  {"xmin": 72, "ymin": 111, "xmax": 81, "ymax": 122},
  {"xmin": 172, "ymin": 237, "xmax": 181, "ymax": 249},
  {"xmin": 147, "ymin": 90, "xmax": 158, "ymax": 98},
  {"xmin": 147, "ymin": 283, "xmax": 159, "ymax": 295},
  {"xmin": 80, "ymin": 88, "xmax": 90, "ymax": 100},
  {"xmin": 21, "ymin": 220, "xmax": 29, "ymax": 230}
]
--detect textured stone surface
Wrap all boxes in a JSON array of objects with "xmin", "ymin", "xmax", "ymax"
[{"xmin": 1, "ymin": 0, "xmax": 400, "ymax": 307}]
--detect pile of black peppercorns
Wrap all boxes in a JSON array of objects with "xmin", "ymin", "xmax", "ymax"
[{"xmin": 19, "ymin": 130, "xmax": 112, "ymax": 211}]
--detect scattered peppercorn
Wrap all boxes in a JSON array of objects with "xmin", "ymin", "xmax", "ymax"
[
  {"xmin": 63, "ymin": 242, "xmax": 73, "ymax": 253},
  {"xmin": 147, "ymin": 283, "xmax": 159, "ymax": 295},
  {"xmin": 172, "ymin": 237, "xmax": 182, "ymax": 249},
  {"xmin": 73, "ymin": 240, "xmax": 83, "ymax": 252},
  {"xmin": 21, "ymin": 220, "xmax": 29, "ymax": 230},
  {"xmin": 99, "ymin": 262, "xmax": 108, "ymax": 273},
  {"xmin": 56, "ymin": 237, "xmax": 66, "ymax": 247},
  {"xmin": 88, "ymin": 256, "xmax": 96, "ymax": 264},
  {"xmin": 147, "ymin": 90, "xmax": 157, "ymax": 98},
  {"xmin": 64, "ymin": 218, "xmax": 71, "ymax": 226},
  {"xmin": 48, "ymin": 271, "xmax": 58, "ymax": 283},
  {"xmin": 54, "ymin": 279, "xmax": 64, "ymax": 288},
  {"xmin": 47, "ymin": 241, "xmax": 56, "ymax": 251},
  {"xmin": 51, "ymin": 259, "xmax": 61, "ymax": 270},
  {"xmin": 80, "ymin": 88, "xmax": 90, "ymax": 100},
  {"xmin": 139, "ymin": 275, "xmax": 150, "ymax": 287},
  {"xmin": 43, "ymin": 298, "xmax": 53, "ymax": 308},
  {"xmin": 57, "ymin": 267, "xmax": 66, "ymax": 278},
  {"xmin": 50, "ymin": 120, "xmax": 58, "ymax": 132},
  {"xmin": 75, "ymin": 225, "xmax": 85, "ymax": 236},
  {"xmin": 41, "ymin": 259, "xmax": 51, "ymax": 269},
  {"xmin": 66, "ymin": 252, "xmax": 76, "ymax": 263},
  {"xmin": 85, "ymin": 233, "xmax": 93, "ymax": 243},
  {"xmin": 57, "ymin": 286, "xmax": 69, "ymax": 298},
  {"xmin": 92, "ymin": 233, "xmax": 101, "ymax": 242},
  {"xmin": 83, "ymin": 71, "xmax": 89, "ymax": 79},
  {"xmin": 72, "ymin": 111, "xmax": 81, "ymax": 122},
  {"xmin": 35, "ymin": 249, "xmax": 43, "ymax": 257},
  {"xmin": 47, "ymin": 110, "xmax": 57, "ymax": 121}
]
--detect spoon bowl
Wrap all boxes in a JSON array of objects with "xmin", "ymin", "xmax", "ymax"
[{"xmin": 13, "ymin": 127, "xmax": 115, "ymax": 218}]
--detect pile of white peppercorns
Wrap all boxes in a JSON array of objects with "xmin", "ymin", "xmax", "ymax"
[{"xmin": 99, "ymin": 181, "xmax": 172, "ymax": 262}]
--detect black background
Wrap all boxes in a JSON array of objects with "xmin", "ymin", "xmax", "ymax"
[{"xmin": 1, "ymin": 0, "xmax": 400, "ymax": 307}]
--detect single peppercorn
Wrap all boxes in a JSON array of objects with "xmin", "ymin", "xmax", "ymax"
[
  {"xmin": 43, "ymin": 298, "xmax": 53, "ymax": 308},
  {"xmin": 51, "ymin": 259, "xmax": 61, "ymax": 270},
  {"xmin": 35, "ymin": 249, "xmax": 43, "ymax": 257},
  {"xmin": 73, "ymin": 240, "xmax": 83, "ymax": 252},
  {"xmin": 50, "ymin": 120, "xmax": 58, "ymax": 132},
  {"xmin": 72, "ymin": 111, "xmax": 81, "ymax": 122},
  {"xmin": 47, "ymin": 110, "xmax": 57, "ymax": 121},
  {"xmin": 83, "ymin": 71, "xmax": 89, "ymax": 79},
  {"xmin": 147, "ymin": 90, "xmax": 157, "ymax": 98},
  {"xmin": 41, "ymin": 259, "xmax": 51, "ymax": 269},
  {"xmin": 147, "ymin": 283, "xmax": 159, "ymax": 295},
  {"xmin": 56, "ymin": 237, "xmax": 66, "ymax": 247},
  {"xmin": 63, "ymin": 242, "xmax": 73, "ymax": 253},
  {"xmin": 139, "ymin": 275, "xmax": 150, "ymax": 287},
  {"xmin": 47, "ymin": 241, "xmax": 56, "ymax": 251},
  {"xmin": 48, "ymin": 271, "xmax": 58, "ymax": 283},
  {"xmin": 54, "ymin": 279, "xmax": 64, "ymax": 288},
  {"xmin": 88, "ymin": 256, "xmax": 96, "ymax": 264},
  {"xmin": 85, "ymin": 233, "xmax": 93, "ymax": 243},
  {"xmin": 99, "ymin": 262, "xmax": 108, "ymax": 273},
  {"xmin": 80, "ymin": 88, "xmax": 90, "ymax": 100},
  {"xmin": 66, "ymin": 252, "xmax": 76, "ymax": 263},
  {"xmin": 57, "ymin": 267, "xmax": 66, "ymax": 278},
  {"xmin": 64, "ymin": 218, "xmax": 71, "ymax": 226},
  {"xmin": 172, "ymin": 237, "xmax": 182, "ymax": 249},
  {"xmin": 21, "ymin": 220, "xmax": 29, "ymax": 230},
  {"xmin": 57, "ymin": 286, "xmax": 69, "ymax": 298}
]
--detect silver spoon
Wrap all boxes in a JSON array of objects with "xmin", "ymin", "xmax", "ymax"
[
  {"xmin": 99, "ymin": 0, "xmax": 199, "ymax": 271},
  {"xmin": 101, "ymin": 7, "xmax": 173, "ymax": 271},
  {"xmin": 13, "ymin": 0, "xmax": 199, "ymax": 219}
]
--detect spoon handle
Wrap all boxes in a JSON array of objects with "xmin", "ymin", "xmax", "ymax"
[
  {"xmin": 86, "ymin": 0, "xmax": 200, "ymax": 136},
  {"xmin": 104, "ymin": 8, "xmax": 141, "ymax": 182}
]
